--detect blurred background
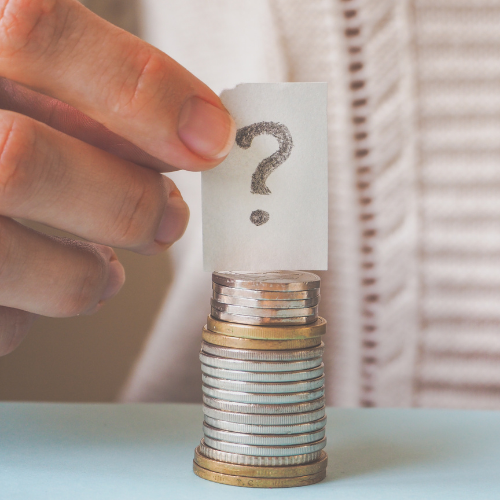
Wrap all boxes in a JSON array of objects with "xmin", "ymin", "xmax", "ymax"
[{"xmin": 2, "ymin": 0, "xmax": 500, "ymax": 409}]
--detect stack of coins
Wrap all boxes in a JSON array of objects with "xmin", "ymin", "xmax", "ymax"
[
  {"xmin": 193, "ymin": 271, "xmax": 328, "ymax": 488},
  {"xmin": 210, "ymin": 271, "xmax": 320, "ymax": 326}
]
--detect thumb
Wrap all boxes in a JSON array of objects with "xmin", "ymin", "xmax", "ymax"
[{"xmin": 0, "ymin": 0, "xmax": 236, "ymax": 172}]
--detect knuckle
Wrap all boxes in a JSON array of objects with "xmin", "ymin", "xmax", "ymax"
[
  {"xmin": 0, "ymin": 217, "xmax": 15, "ymax": 283},
  {"xmin": 0, "ymin": 0, "xmax": 58, "ymax": 58},
  {"xmin": 0, "ymin": 331, "xmax": 17, "ymax": 355},
  {"xmin": 110, "ymin": 174, "xmax": 163, "ymax": 247},
  {"xmin": 57, "ymin": 246, "xmax": 106, "ymax": 317},
  {"xmin": 0, "ymin": 112, "xmax": 36, "ymax": 203},
  {"xmin": 108, "ymin": 47, "xmax": 166, "ymax": 118},
  {"xmin": 0, "ymin": 307, "xmax": 31, "ymax": 356}
]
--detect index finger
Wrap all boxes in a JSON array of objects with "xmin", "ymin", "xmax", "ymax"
[{"xmin": 0, "ymin": 0, "xmax": 235, "ymax": 171}]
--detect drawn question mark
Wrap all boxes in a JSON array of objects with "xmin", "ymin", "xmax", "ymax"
[{"xmin": 235, "ymin": 122, "xmax": 293, "ymax": 226}]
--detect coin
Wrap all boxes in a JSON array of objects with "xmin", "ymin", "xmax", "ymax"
[
  {"xmin": 202, "ymin": 329, "xmax": 322, "ymax": 350},
  {"xmin": 203, "ymin": 436, "xmax": 327, "ymax": 457},
  {"xmin": 211, "ymin": 301, "xmax": 318, "ymax": 318},
  {"xmin": 204, "ymin": 415, "xmax": 327, "ymax": 435},
  {"xmin": 212, "ymin": 292, "xmax": 320, "ymax": 309},
  {"xmin": 211, "ymin": 309, "xmax": 318, "ymax": 326},
  {"xmin": 199, "ymin": 351, "xmax": 322, "ymax": 372},
  {"xmin": 201, "ymin": 340, "xmax": 325, "ymax": 361},
  {"xmin": 202, "ymin": 395, "xmax": 326, "ymax": 414},
  {"xmin": 212, "ymin": 271, "xmax": 320, "ymax": 291},
  {"xmin": 194, "ymin": 447, "xmax": 328, "ymax": 477},
  {"xmin": 201, "ymin": 374, "xmax": 325, "ymax": 394},
  {"xmin": 198, "ymin": 439, "xmax": 324, "ymax": 466},
  {"xmin": 213, "ymin": 283, "xmax": 320, "ymax": 300},
  {"xmin": 202, "ymin": 404, "xmax": 326, "ymax": 425},
  {"xmin": 203, "ymin": 422, "xmax": 326, "ymax": 446},
  {"xmin": 201, "ymin": 363, "xmax": 324, "ymax": 383},
  {"xmin": 193, "ymin": 461, "xmax": 326, "ymax": 487},
  {"xmin": 202, "ymin": 384, "xmax": 325, "ymax": 404},
  {"xmin": 207, "ymin": 316, "xmax": 326, "ymax": 339}
]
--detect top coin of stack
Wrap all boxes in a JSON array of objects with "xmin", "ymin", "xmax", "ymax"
[{"xmin": 211, "ymin": 272, "xmax": 321, "ymax": 326}]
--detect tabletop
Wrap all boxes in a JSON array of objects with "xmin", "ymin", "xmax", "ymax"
[{"xmin": 1, "ymin": 402, "xmax": 499, "ymax": 499}]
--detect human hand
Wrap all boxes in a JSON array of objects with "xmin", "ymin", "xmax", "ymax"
[{"xmin": 0, "ymin": 0, "xmax": 235, "ymax": 354}]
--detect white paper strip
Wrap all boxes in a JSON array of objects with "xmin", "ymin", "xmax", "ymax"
[{"xmin": 202, "ymin": 83, "xmax": 328, "ymax": 271}]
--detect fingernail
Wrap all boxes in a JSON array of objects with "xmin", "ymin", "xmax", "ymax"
[
  {"xmin": 100, "ymin": 256, "xmax": 126, "ymax": 302},
  {"xmin": 178, "ymin": 96, "xmax": 236, "ymax": 159},
  {"xmin": 155, "ymin": 191, "xmax": 190, "ymax": 246}
]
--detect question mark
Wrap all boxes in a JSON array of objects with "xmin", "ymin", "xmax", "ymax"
[{"xmin": 235, "ymin": 122, "xmax": 293, "ymax": 226}]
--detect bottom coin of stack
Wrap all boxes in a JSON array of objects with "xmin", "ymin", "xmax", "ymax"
[{"xmin": 193, "ymin": 271, "xmax": 327, "ymax": 488}]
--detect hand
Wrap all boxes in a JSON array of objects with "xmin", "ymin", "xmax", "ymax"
[{"xmin": 0, "ymin": 0, "xmax": 235, "ymax": 355}]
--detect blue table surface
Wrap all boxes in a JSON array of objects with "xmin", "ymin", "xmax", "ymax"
[{"xmin": 1, "ymin": 402, "xmax": 499, "ymax": 499}]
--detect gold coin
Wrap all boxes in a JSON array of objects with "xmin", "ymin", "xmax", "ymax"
[
  {"xmin": 194, "ymin": 447, "xmax": 327, "ymax": 478},
  {"xmin": 193, "ymin": 461, "xmax": 326, "ymax": 488},
  {"xmin": 202, "ymin": 329, "xmax": 322, "ymax": 350},
  {"xmin": 207, "ymin": 316, "xmax": 327, "ymax": 340}
]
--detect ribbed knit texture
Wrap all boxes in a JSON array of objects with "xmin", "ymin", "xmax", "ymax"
[
  {"xmin": 337, "ymin": 0, "xmax": 420, "ymax": 407},
  {"xmin": 413, "ymin": 0, "xmax": 500, "ymax": 409}
]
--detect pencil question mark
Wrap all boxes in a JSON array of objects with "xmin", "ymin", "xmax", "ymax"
[{"xmin": 235, "ymin": 122, "xmax": 293, "ymax": 226}]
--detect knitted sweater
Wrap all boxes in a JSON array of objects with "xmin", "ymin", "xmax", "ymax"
[{"xmin": 104, "ymin": 0, "xmax": 500, "ymax": 409}]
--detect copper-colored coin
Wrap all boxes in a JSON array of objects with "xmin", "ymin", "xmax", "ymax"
[
  {"xmin": 193, "ymin": 461, "xmax": 326, "ymax": 488},
  {"xmin": 213, "ymin": 283, "xmax": 320, "ymax": 300},
  {"xmin": 194, "ymin": 447, "xmax": 328, "ymax": 478},
  {"xmin": 212, "ymin": 271, "xmax": 320, "ymax": 292},
  {"xmin": 207, "ymin": 316, "xmax": 327, "ymax": 340},
  {"xmin": 202, "ymin": 329, "xmax": 322, "ymax": 350},
  {"xmin": 211, "ymin": 309, "xmax": 318, "ymax": 326},
  {"xmin": 211, "ymin": 301, "xmax": 319, "ymax": 318},
  {"xmin": 212, "ymin": 291, "xmax": 320, "ymax": 309}
]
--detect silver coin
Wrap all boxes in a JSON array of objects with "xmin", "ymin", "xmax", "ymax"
[
  {"xmin": 212, "ymin": 292, "xmax": 320, "ymax": 309},
  {"xmin": 202, "ymin": 404, "xmax": 327, "ymax": 425},
  {"xmin": 199, "ymin": 352, "xmax": 322, "ymax": 372},
  {"xmin": 202, "ymin": 384, "xmax": 325, "ymax": 404},
  {"xmin": 199, "ymin": 439, "xmax": 323, "ymax": 466},
  {"xmin": 202, "ymin": 395, "xmax": 326, "ymax": 414},
  {"xmin": 201, "ymin": 341, "xmax": 325, "ymax": 361},
  {"xmin": 203, "ymin": 422, "xmax": 326, "ymax": 446},
  {"xmin": 203, "ymin": 435, "xmax": 327, "ymax": 457},
  {"xmin": 213, "ymin": 283, "xmax": 320, "ymax": 301},
  {"xmin": 211, "ymin": 309, "xmax": 318, "ymax": 326},
  {"xmin": 202, "ymin": 374, "xmax": 325, "ymax": 394},
  {"xmin": 201, "ymin": 363, "xmax": 325, "ymax": 383},
  {"xmin": 212, "ymin": 271, "xmax": 320, "ymax": 291},
  {"xmin": 211, "ymin": 300, "xmax": 318, "ymax": 318},
  {"xmin": 204, "ymin": 415, "xmax": 327, "ymax": 435}
]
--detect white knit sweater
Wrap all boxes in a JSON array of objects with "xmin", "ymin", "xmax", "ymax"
[{"xmin": 116, "ymin": 0, "xmax": 500, "ymax": 409}]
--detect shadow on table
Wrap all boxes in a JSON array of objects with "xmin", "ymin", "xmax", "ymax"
[
  {"xmin": 325, "ymin": 439, "xmax": 443, "ymax": 481},
  {"xmin": 322, "ymin": 409, "xmax": 457, "ymax": 482}
]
